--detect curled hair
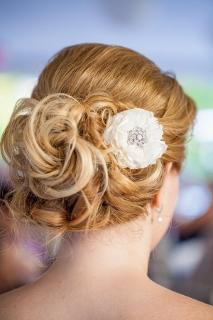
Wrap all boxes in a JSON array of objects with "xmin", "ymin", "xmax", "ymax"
[{"xmin": 0, "ymin": 43, "xmax": 197, "ymax": 238}]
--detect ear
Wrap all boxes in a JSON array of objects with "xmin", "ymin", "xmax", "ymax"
[{"xmin": 151, "ymin": 162, "xmax": 173, "ymax": 209}]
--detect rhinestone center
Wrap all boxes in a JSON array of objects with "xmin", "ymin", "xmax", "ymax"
[{"xmin": 127, "ymin": 126, "xmax": 147, "ymax": 148}]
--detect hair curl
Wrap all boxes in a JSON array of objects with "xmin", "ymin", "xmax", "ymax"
[{"xmin": 0, "ymin": 43, "xmax": 196, "ymax": 238}]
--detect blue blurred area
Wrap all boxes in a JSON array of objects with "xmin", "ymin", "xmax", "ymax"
[{"xmin": 0, "ymin": 0, "xmax": 212, "ymax": 77}]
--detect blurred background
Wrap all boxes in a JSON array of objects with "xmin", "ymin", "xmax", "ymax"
[{"xmin": 0, "ymin": 0, "xmax": 213, "ymax": 304}]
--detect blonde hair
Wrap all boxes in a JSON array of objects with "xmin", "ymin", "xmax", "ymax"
[{"xmin": 0, "ymin": 43, "xmax": 196, "ymax": 239}]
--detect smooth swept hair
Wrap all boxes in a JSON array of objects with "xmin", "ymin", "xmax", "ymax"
[{"xmin": 0, "ymin": 43, "xmax": 196, "ymax": 238}]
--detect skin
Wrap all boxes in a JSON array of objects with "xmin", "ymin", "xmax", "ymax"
[{"xmin": 0, "ymin": 162, "xmax": 213, "ymax": 320}]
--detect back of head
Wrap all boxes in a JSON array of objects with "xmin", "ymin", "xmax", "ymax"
[{"xmin": 0, "ymin": 43, "xmax": 196, "ymax": 239}]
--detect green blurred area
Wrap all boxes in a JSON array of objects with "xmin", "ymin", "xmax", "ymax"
[{"xmin": 182, "ymin": 78, "xmax": 213, "ymax": 109}]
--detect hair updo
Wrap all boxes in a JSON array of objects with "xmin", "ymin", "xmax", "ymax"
[{"xmin": 0, "ymin": 43, "xmax": 196, "ymax": 238}]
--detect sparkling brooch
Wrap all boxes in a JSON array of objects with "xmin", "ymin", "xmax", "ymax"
[{"xmin": 127, "ymin": 126, "xmax": 147, "ymax": 148}]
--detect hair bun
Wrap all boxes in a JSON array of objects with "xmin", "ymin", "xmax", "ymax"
[{"xmin": 1, "ymin": 93, "xmax": 109, "ymax": 231}]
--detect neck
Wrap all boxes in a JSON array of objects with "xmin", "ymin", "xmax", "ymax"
[
  {"xmin": 48, "ymin": 214, "xmax": 153, "ymax": 282},
  {"xmin": 38, "ymin": 215, "xmax": 154, "ymax": 319}
]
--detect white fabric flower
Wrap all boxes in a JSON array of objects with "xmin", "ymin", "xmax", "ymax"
[{"xmin": 103, "ymin": 108, "xmax": 167, "ymax": 169}]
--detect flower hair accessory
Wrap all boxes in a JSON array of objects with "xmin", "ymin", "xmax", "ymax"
[{"xmin": 103, "ymin": 108, "xmax": 167, "ymax": 169}]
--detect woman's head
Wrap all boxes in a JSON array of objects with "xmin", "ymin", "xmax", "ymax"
[{"xmin": 0, "ymin": 43, "xmax": 196, "ymax": 246}]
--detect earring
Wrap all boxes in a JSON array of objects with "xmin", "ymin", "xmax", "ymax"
[{"xmin": 156, "ymin": 205, "xmax": 163, "ymax": 223}]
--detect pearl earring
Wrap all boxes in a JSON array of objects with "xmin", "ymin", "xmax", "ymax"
[{"xmin": 156, "ymin": 205, "xmax": 163, "ymax": 223}]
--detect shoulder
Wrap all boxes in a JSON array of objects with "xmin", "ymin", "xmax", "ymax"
[
  {"xmin": 0, "ymin": 284, "xmax": 39, "ymax": 320},
  {"xmin": 0, "ymin": 291, "xmax": 18, "ymax": 320},
  {"xmin": 148, "ymin": 280, "xmax": 213, "ymax": 320},
  {"xmin": 0, "ymin": 289, "xmax": 24, "ymax": 320},
  {"xmin": 0, "ymin": 276, "xmax": 74, "ymax": 320}
]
